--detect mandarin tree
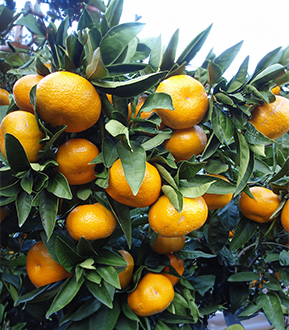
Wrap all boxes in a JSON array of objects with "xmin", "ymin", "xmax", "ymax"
[{"xmin": 0, "ymin": 1, "xmax": 289, "ymax": 330}]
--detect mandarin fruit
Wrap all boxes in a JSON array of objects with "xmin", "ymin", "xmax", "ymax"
[
  {"xmin": 118, "ymin": 250, "xmax": 134, "ymax": 289},
  {"xmin": 151, "ymin": 235, "xmax": 185, "ymax": 254}
]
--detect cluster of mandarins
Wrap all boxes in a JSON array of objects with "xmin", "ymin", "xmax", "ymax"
[{"xmin": 1, "ymin": 69, "xmax": 289, "ymax": 317}]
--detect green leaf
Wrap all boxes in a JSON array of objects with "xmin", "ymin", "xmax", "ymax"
[
  {"xmin": 176, "ymin": 24, "xmax": 212, "ymax": 65},
  {"xmin": 160, "ymin": 29, "xmax": 179, "ymax": 71},
  {"xmin": 105, "ymin": 0, "xmax": 124, "ymax": 28},
  {"xmin": 225, "ymin": 325, "xmax": 245, "ymax": 330},
  {"xmin": 251, "ymin": 63, "xmax": 285, "ymax": 87},
  {"xmin": 106, "ymin": 63, "xmax": 146, "ymax": 75},
  {"xmin": 85, "ymin": 279, "xmax": 113, "ymax": 308},
  {"xmin": 5, "ymin": 133, "xmax": 31, "ymax": 173},
  {"xmin": 88, "ymin": 299, "xmax": 121, "ymax": 330},
  {"xmin": 91, "ymin": 71, "xmax": 167, "ymax": 98},
  {"xmin": 106, "ymin": 195, "xmax": 132, "ymax": 248},
  {"xmin": 84, "ymin": 269, "xmax": 102, "ymax": 284},
  {"xmin": 245, "ymin": 121, "xmax": 274, "ymax": 145},
  {"xmin": 46, "ymin": 276, "xmax": 84, "ymax": 318},
  {"xmin": 55, "ymin": 236, "xmax": 83, "ymax": 272},
  {"xmin": 207, "ymin": 214, "xmax": 229, "ymax": 253},
  {"xmin": 227, "ymin": 56, "xmax": 249, "ymax": 93},
  {"xmin": 230, "ymin": 217, "xmax": 257, "ymax": 251},
  {"xmin": 78, "ymin": 9, "xmax": 94, "ymax": 30},
  {"xmin": 96, "ymin": 266, "xmax": 121, "ymax": 289},
  {"xmin": 55, "ymin": 15, "xmax": 69, "ymax": 47},
  {"xmin": 95, "ymin": 249, "xmax": 127, "ymax": 267},
  {"xmin": 138, "ymin": 92, "xmax": 174, "ymax": 114},
  {"xmin": 211, "ymin": 107, "xmax": 234, "ymax": 144},
  {"xmin": 16, "ymin": 191, "xmax": 33, "ymax": 227},
  {"xmin": 105, "ymin": 120, "xmax": 131, "ymax": 150},
  {"xmin": 86, "ymin": 47, "xmax": 109, "ymax": 80},
  {"xmin": 117, "ymin": 141, "xmax": 146, "ymax": 196},
  {"xmin": 252, "ymin": 47, "xmax": 282, "ymax": 77},
  {"xmin": 208, "ymin": 61, "xmax": 222, "ymax": 85},
  {"xmin": 141, "ymin": 130, "xmax": 172, "ymax": 151},
  {"xmin": 234, "ymin": 131, "xmax": 251, "ymax": 196},
  {"xmin": 100, "ymin": 22, "xmax": 145, "ymax": 66},
  {"xmin": 190, "ymin": 275, "xmax": 215, "ymax": 296},
  {"xmin": 66, "ymin": 34, "xmax": 84, "ymax": 67},
  {"xmin": 214, "ymin": 41, "xmax": 243, "ymax": 74},
  {"xmin": 149, "ymin": 35, "xmax": 162, "ymax": 71},
  {"xmin": 228, "ymin": 272, "xmax": 259, "ymax": 282},
  {"xmin": 154, "ymin": 163, "xmax": 178, "ymax": 190},
  {"xmin": 47, "ymin": 171, "xmax": 72, "ymax": 200},
  {"xmin": 38, "ymin": 189, "xmax": 58, "ymax": 241},
  {"xmin": 16, "ymin": 14, "xmax": 46, "ymax": 35},
  {"xmin": 257, "ymin": 292, "xmax": 285, "ymax": 330},
  {"xmin": 179, "ymin": 180, "xmax": 214, "ymax": 198},
  {"xmin": 162, "ymin": 185, "xmax": 183, "ymax": 213}
]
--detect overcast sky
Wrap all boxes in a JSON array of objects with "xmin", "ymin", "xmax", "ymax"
[{"xmin": 120, "ymin": 0, "xmax": 289, "ymax": 78}]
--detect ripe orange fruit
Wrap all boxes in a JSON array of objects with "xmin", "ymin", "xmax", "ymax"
[
  {"xmin": 155, "ymin": 75, "xmax": 209, "ymax": 129},
  {"xmin": 127, "ymin": 272, "xmax": 174, "ymax": 317},
  {"xmin": 163, "ymin": 253, "xmax": 184, "ymax": 286},
  {"xmin": 281, "ymin": 199, "xmax": 289, "ymax": 232},
  {"xmin": 13, "ymin": 74, "xmax": 43, "ymax": 112},
  {"xmin": 271, "ymin": 86, "xmax": 281, "ymax": 95},
  {"xmin": 202, "ymin": 174, "xmax": 233, "ymax": 210},
  {"xmin": 36, "ymin": 71, "xmax": 101, "ymax": 133},
  {"xmin": 0, "ymin": 110, "xmax": 45, "ymax": 162},
  {"xmin": 149, "ymin": 195, "xmax": 208, "ymax": 237},
  {"xmin": 66, "ymin": 203, "xmax": 117, "ymax": 241},
  {"xmin": 239, "ymin": 186, "xmax": 280, "ymax": 223},
  {"xmin": 228, "ymin": 230, "xmax": 235, "ymax": 238},
  {"xmin": 0, "ymin": 206, "xmax": 7, "ymax": 223},
  {"xmin": 26, "ymin": 241, "xmax": 71, "ymax": 288},
  {"xmin": 105, "ymin": 159, "xmax": 162, "ymax": 208},
  {"xmin": 151, "ymin": 235, "xmax": 185, "ymax": 254},
  {"xmin": 0, "ymin": 88, "xmax": 10, "ymax": 105},
  {"xmin": 249, "ymin": 95, "xmax": 289, "ymax": 140},
  {"xmin": 118, "ymin": 250, "xmax": 134, "ymax": 289},
  {"xmin": 164, "ymin": 125, "xmax": 207, "ymax": 162},
  {"xmin": 56, "ymin": 138, "xmax": 99, "ymax": 186}
]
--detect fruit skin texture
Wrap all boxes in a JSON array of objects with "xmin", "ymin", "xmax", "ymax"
[
  {"xmin": 105, "ymin": 159, "xmax": 162, "ymax": 208},
  {"xmin": 271, "ymin": 86, "xmax": 281, "ymax": 95},
  {"xmin": 164, "ymin": 125, "xmax": 207, "ymax": 162},
  {"xmin": 36, "ymin": 71, "xmax": 101, "ymax": 133},
  {"xmin": 163, "ymin": 253, "xmax": 184, "ymax": 286},
  {"xmin": 149, "ymin": 195, "xmax": 208, "ymax": 237},
  {"xmin": 56, "ymin": 138, "xmax": 99, "ymax": 186},
  {"xmin": 281, "ymin": 199, "xmax": 289, "ymax": 232},
  {"xmin": 127, "ymin": 272, "xmax": 174, "ymax": 317},
  {"xmin": 151, "ymin": 235, "xmax": 185, "ymax": 254},
  {"xmin": 239, "ymin": 186, "xmax": 280, "ymax": 223},
  {"xmin": 118, "ymin": 250, "xmax": 134, "ymax": 289},
  {"xmin": 155, "ymin": 75, "xmax": 209, "ymax": 129},
  {"xmin": 0, "ymin": 111, "xmax": 45, "ymax": 162},
  {"xmin": 202, "ymin": 174, "xmax": 233, "ymax": 210},
  {"xmin": 0, "ymin": 88, "xmax": 10, "ymax": 105},
  {"xmin": 66, "ymin": 203, "xmax": 117, "ymax": 241},
  {"xmin": 13, "ymin": 74, "xmax": 43, "ymax": 112},
  {"xmin": 26, "ymin": 241, "xmax": 71, "ymax": 288},
  {"xmin": 249, "ymin": 95, "xmax": 289, "ymax": 140}
]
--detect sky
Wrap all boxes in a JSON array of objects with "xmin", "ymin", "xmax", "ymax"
[
  {"xmin": 7, "ymin": 0, "xmax": 289, "ymax": 80},
  {"xmin": 120, "ymin": 0, "xmax": 289, "ymax": 79}
]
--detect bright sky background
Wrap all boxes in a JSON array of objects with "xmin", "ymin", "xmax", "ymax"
[{"xmin": 120, "ymin": 0, "xmax": 289, "ymax": 79}]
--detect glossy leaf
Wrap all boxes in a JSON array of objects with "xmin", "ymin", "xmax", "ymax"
[
  {"xmin": 160, "ymin": 29, "xmax": 179, "ymax": 71},
  {"xmin": 100, "ymin": 22, "xmax": 145, "ymax": 66},
  {"xmin": 105, "ymin": 0, "xmax": 124, "ymax": 28},
  {"xmin": 117, "ymin": 141, "xmax": 146, "ymax": 196},
  {"xmin": 46, "ymin": 277, "xmax": 84, "ymax": 318},
  {"xmin": 5, "ymin": 133, "xmax": 31, "ymax": 173},
  {"xmin": 214, "ymin": 41, "xmax": 243, "ymax": 74},
  {"xmin": 211, "ymin": 106, "xmax": 234, "ymax": 144},
  {"xmin": 257, "ymin": 292, "xmax": 285, "ymax": 330},
  {"xmin": 38, "ymin": 189, "xmax": 58, "ymax": 241},
  {"xmin": 228, "ymin": 272, "xmax": 259, "ymax": 282},
  {"xmin": 252, "ymin": 47, "xmax": 282, "ymax": 78},
  {"xmin": 92, "ymin": 71, "xmax": 167, "ymax": 97},
  {"xmin": 95, "ymin": 249, "xmax": 127, "ymax": 267},
  {"xmin": 96, "ymin": 266, "xmax": 121, "ymax": 289},
  {"xmin": 16, "ymin": 191, "xmax": 33, "ymax": 227},
  {"xmin": 78, "ymin": 9, "xmax": 94, "ymax": 30},
  {"xmin": 251, "ymin": 63, "xmax": 285, "ymax": 87},
  {"xmin": 86, "ymin": 47, "xmax": 109, "ymax": 80},
  {"xmin": 176, "ymin": 24, "xmax": 212, "ymax": 65},
  {"xmin": 46, "ymin": 171, "xmax": 72, "ymax": 200},
  {"xmin": 226, "ymin": 56, "xmax": 249, "ymax": 93},
  {"xmin": 162, "ymin": 185, "xmax": 183, "ymax": 213},
  {"xmin": 230, "ymin": 217, "xmax": 257, "ymax": 251},
  {"xmin": 149, "ymin": 35, "xmax": 162, "ymax": 71},
  {"xmin": 16, "ymin": 14, "xmax": 46, "ymax": 36},
  {"xmin": 85, "ymin": 279, "xmax": 113, "ymax": 308}
]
